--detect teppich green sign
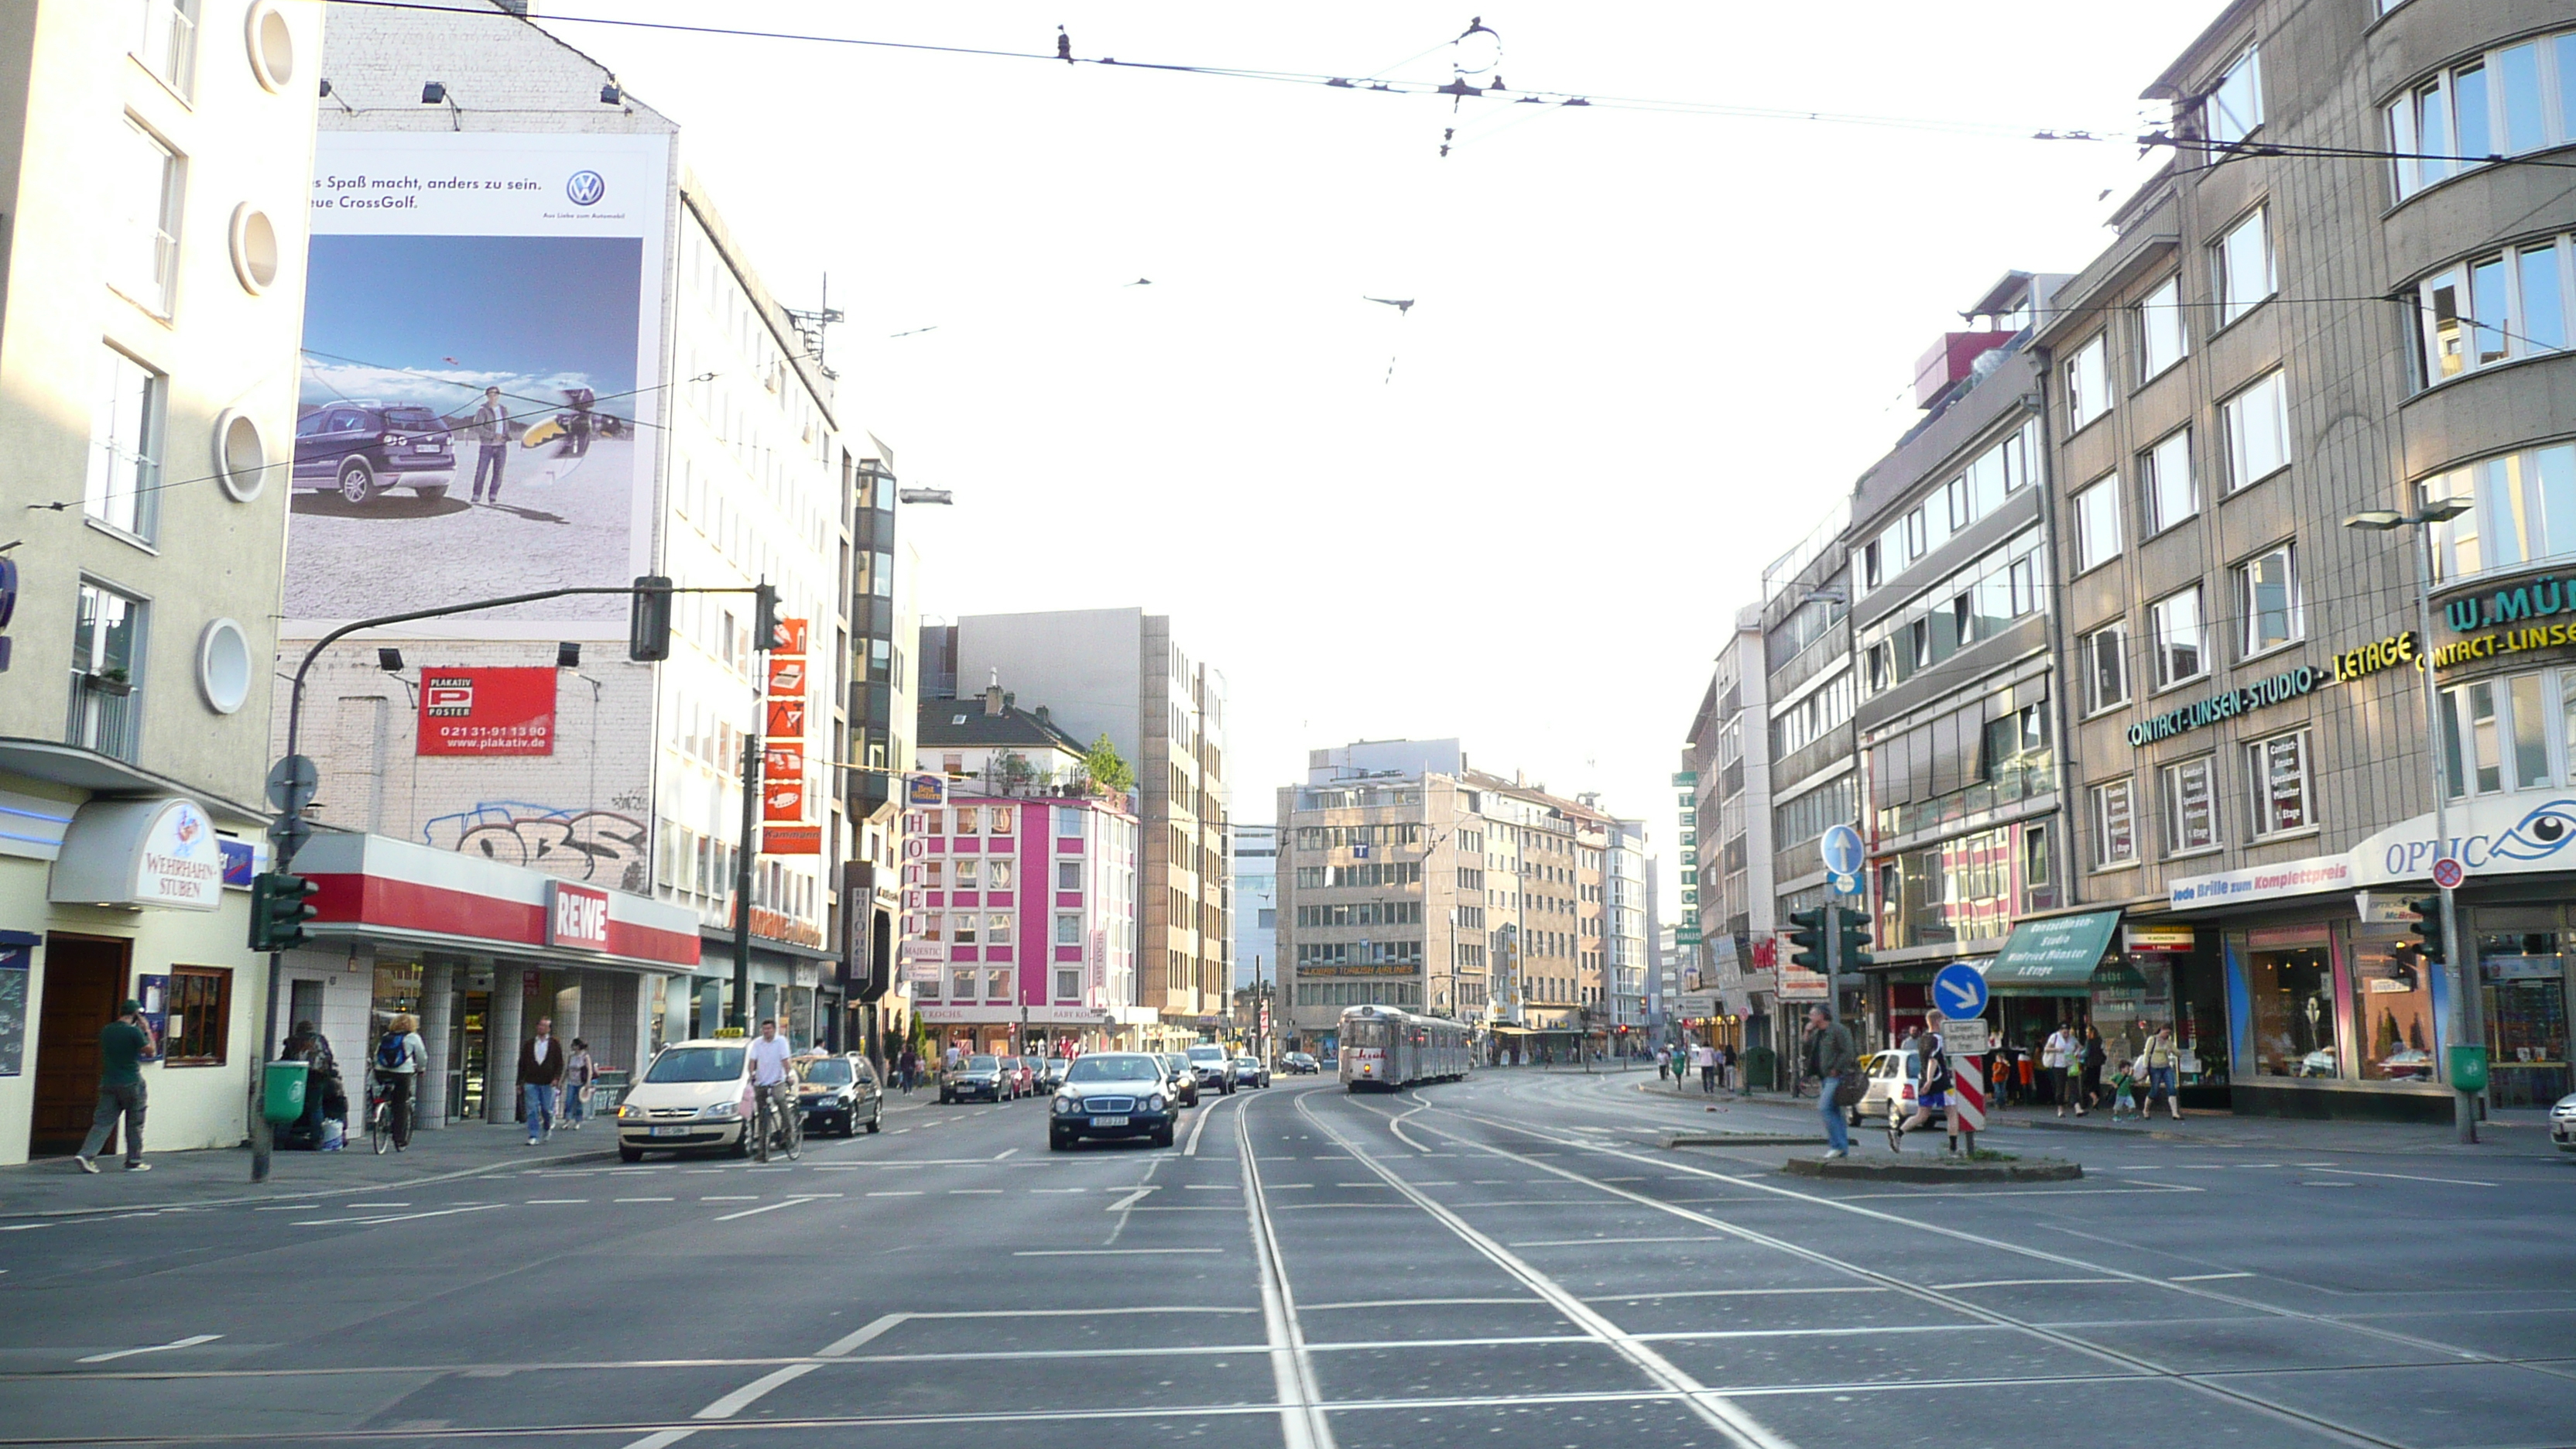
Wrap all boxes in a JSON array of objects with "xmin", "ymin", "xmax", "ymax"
[{"xmin": 1986, "ymin": 909, "xmax": 2123, "ymax": 989}]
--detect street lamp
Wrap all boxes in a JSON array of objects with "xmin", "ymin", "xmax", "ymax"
[{"xmin": 2343, "ymin": 496, "xmax": 2479, "ymax": 1145}]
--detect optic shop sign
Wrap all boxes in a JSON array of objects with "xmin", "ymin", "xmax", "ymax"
[{"xmin": 2126, "ymin": 666, "xmax": 2322, "ymax": 747}]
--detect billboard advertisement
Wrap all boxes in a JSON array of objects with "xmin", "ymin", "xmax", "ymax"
[
  {"xmin": 416, "ymin": 666, "xmax": 557, "ymax": 755},
  {"xmin": 289, "ymin": 131, "xmax": 670, "ymax": 627}
]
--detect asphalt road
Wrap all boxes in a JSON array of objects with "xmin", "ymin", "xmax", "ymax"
[{"xmin": 2, "ymin": 1068, "xmax": 2571, "ymax": 1448}]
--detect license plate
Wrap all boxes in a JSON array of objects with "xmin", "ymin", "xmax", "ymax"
[
  {"xmin": 648, "ymin": 1125, "xmax": 693, "ymax": 1138},
  {"xmin": 415, "ymin": 443, "xmax": 440, "ymax": 452},
  {"xmin": 1090, "ymin": 1115, "xmax": 1130, "ymax": 1127}
]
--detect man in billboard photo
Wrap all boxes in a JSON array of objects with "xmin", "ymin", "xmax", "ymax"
[{"xmin": 470, "ymin": 386, "xmax": 510, "ymax": 504}]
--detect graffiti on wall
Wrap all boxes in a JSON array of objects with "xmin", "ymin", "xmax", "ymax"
[{"xmin": 424, "ymin": 802, "xmax": 646, "ymax": 891}]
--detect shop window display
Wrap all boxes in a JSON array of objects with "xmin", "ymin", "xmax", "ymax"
[
  {"xmin": 2477, "ymin": 929, "xmax": 2571, "ymax": 1108},
  {"xmin": 2246, "ymin": 936, "xmax": 2338, "ymax": 1077},
  {"xmin": 2348, "ymin": 924, "xmax": 2437, "ymax": 1083}
]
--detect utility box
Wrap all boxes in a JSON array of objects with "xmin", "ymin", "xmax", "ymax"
[
  {"xmin": 2447, "ymin": 1045, "xmax": 2489, "ymax": 1094},
  {"xmin": 262, "ymin": 1060, "xmax": 309, "ymax": 1123}
]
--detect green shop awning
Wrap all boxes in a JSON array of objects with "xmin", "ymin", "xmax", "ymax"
[{"xmin": 1985, "ymin": 909, "xmax": 2123, "ymax": 995}]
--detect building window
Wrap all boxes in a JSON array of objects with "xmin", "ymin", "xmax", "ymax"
[
  {"xmin": 2141, "ymin": 428, "xmax": 2195, "ymax": 534},
  {"xmin": 2138, "ymin": 273, "xmax": 2187, "ymax": 380},
  {"xmin": 2247, "ymin": 731, "xmax": 2314, "ymax": 837},
  {"xmin": 986, "ymin": 968, "xmax": 1011, "ymax": 1000},
  {"xmin": 2206, "ymin": 45, "xmax": 2263, "ymax": 146},
  {"xmin": 1057, "ymin": 859, "xmax": 1081, "ymax": 890},
  {"xmin": 86, "ymin": 349, "xmax": 164, "ymax": 542},
  {"xmin": 2437, "ymin": 673, "xmax": 2559, "ymax": 797},
  {"xmin": 2235, "ymin": 543, "xmax": 2301, "ymax": 656},
  {"xmin": 1056, "ymin": 913, "xmax": 1080, "ymax": 946},
  {"xmin": 2221, "ymin": 370, "xmax": 2291, "ymax": 492},
  {"xmin": 985, "ymin": 860, "xmax": 1013, "ymax": 891},
  {"xmin": 1853, "ymin": 526, "xmax": 2049, "ymax": 696},
  {"xmin": 1057, "ymin": 806, "xmax": 1084, "ymax": 838},
  {"xmin": 2160, "ymin": 755, "xmax": 2221, "ymax": 855},
  {"xmin": 2416, "ymin": 236, "xmax": 2570, "ymax": 384},
  {"xmin": 951, "ymin": 914, "xmax": 976, "ymax": 944},
  {"xmin": 129, "ymin": 0, "xmax": 200, "ymax": 95},
  {"xmin": 985, "ymin": 912, "xmax": 1013, "ymax": 946},
  {"xmin": 952, "ymin": 858, "xmax": 979, "ymax": 890},
  {"xmin": 2081, "ymin": 622, "xmax": 2129, "ymax": 714},
  {"xmin": 111, "ymin": 116, "xmax": 181, "ymax": 316},
  {"xmin": 1055, "ymin": 968, "xmax": 1081, "ymax": 1002},
  {"xmin": 2091, "ymin": 778, "xmax": 2137, "ymax": 867},
  {"xmin": 2389, "ymin": 33, "xmax": 2576, "ymax": 200},
  {"xmin": 2064, "ymin": 334, "xmax": 2111, "ymax": 430},
  {"xmin": 163, "ymin": 965, "xmax": 229, "ymax": 1065},
  {"xmin": 2424, "ymin": 440, "xmax": 2576, "ymax": 581},
  {"xmin": 948, "ymin": 971, "xmax": 974, "ymax": 1001},
  {"xmin": 990, "ymin": 807, "xmax": 1015, "ymax": 837},
  {"xmin": 67, "ymin": 581, "xmax": 147, "ymax": 761},
  {"xmin": 2072, "ymin": 475, "xmax": 2122, "ymax": 574},
  {"xmin": 2148, "ymin": 585, "xmax": 2206, "ymax": 689},
  {"xmin": 2213, "ymin": 207, "xmax": 2275, "ymax": 327}
]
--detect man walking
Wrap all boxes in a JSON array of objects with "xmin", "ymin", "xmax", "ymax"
[
  {"xmin": 1807, "ymin": 1004, "xmax": 1858, "ymax": 1160},
  {"xmin": 470, "ymin": 385, "xmax": 510, "ymax": 503},
  {"xmin": 75, "ymin": 999, "xmax": 156, "ymax": 1173},
  {"xmin": 519, "ymin": 1016, "xmax": 566, "ymax": 1145}
]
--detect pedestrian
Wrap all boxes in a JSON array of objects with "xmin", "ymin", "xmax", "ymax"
[
  {"xmin": 2110, "ymin": 1059, "xmax": 2142, "ymax": 1121},
  {"xmin": 1891, "ymin": 1010, "xmax": 1949, "ymax": 1151},
  {"xmin": 372, "ymin": 1012, "xmax": 426, "ymax": 1151},
  {"xmin": 897, "ymin": 1044, "xmax": 920, "ymax": 1095},
  {"xmin": 1653, "ymin": 1044, "xmax": 1669, "ymax": 1081},
  {"xmin": 944, "ymin": 1040, "xmax": 964, "ymax": 1071},
  {"xmin": 1806, "ymin": 1005, "xmax": 1858, "ymax": 1160},
  {"xmin": 519, "ymin": 1016, "xmax": 567, "ymax": 1145},
  {"xmin": 1694, "ymin": 1040, "xmax": 1718, "ymax": 1094},
  {"xmin": 2139, "ymin": 1022, "xmax": 2184, "ymax": 1120},
  {"xmin": 2043, "ymin": 1022, "xmax": 2078, "ymax": 1116},
  {"xmin": 283, "ymin": 1019, "xmax": 342, "ymax": 1147},
  {"xmin": 74, "ymin": 999, "xmax": 156, "ymax": 1173},
  {"xmin": 469, "ymin": 385, "xmax": 510, "ymax": 503},
  {"xmin": 2078, "ymin": 1023, "xmax": 2108, "ymax": 1112},
  {"xmin": 562, "ymin": 1038, "xmax": 596, "ymax": 1131}
]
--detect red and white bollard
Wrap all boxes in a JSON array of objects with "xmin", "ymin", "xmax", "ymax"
[{"xmin": 1948, "ymin": 1056, "xmax": 1985, "ymax": 1156}]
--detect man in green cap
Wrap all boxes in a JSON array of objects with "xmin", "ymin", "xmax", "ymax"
[{"xmin": 74, "ymin": 999, "xmax": 156, "ymax": 1173}]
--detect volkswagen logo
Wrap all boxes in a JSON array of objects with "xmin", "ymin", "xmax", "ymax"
[{"xmin": 565, "ymin": 170, "xmax": 606, "ymax": 206}]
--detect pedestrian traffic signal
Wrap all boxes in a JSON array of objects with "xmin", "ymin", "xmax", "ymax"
[
  {"xmin": 1835, "ymin": 906, "xmax": 1875, "ymax": 972},
  {"xmin": 628, "ymin": 575, "xmax": 673, "ymax": 662},
  {"xmin": 2408, "ymin": 895, "xmax": 2447, "ymax": 965},
  {"xmin": 752, "ymin": 582, "xmax": 783, "ymax": 652},
  {"xmin": 1786, "ymin": 907, "xmax": 1826, "ymax": 970},
  {"xmin": 249, "ymin": 872, "xmax": 320, "ymax": 952}
]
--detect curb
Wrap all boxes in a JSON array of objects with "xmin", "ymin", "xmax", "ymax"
[
  {"xmin": 1782, "ymin": 1156, "xmax": 2083, "ymax": 1184},
  {"xmin": 0, "ymin": 1145, "xmax": 622, "ymax": 1221}
]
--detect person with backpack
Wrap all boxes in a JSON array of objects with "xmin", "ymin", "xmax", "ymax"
[
  {"xmin": 373, "ymin": 1013, "xmax": 426, "ymax": 1151},
  {"xmin": 1890, "ymin": 1010, "xmax": 1949, "ymax": 1151}
]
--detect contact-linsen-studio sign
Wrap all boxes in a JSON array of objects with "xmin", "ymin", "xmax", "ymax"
[{"xmin": 2126, "ymin": 666, "xmax": 2321, "ymax": 747}]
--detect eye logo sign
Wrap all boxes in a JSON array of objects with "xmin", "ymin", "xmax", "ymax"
[
  {"xmin": 565, "ymin": 170, "xmax": 606, "ymax": 206},
  {"xmin": 2491, "ymin": 799, "xmax": 2576, "ymax": 862}
]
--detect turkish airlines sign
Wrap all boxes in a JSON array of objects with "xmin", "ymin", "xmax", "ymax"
[{"xmin": 547, "ymin": 879, "xmax": 611, "ymax": 951}]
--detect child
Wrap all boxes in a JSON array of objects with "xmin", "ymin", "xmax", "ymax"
[{"xmin": 2110, "ymin": 1059, "xmax": 2142, "ymax": 1120}]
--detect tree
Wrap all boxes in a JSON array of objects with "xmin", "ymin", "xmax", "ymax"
[
  {"xmin": 990, "ymin": 748, "xmax": 1036, "ymax": 792},
  {"xmin": 1082, "ymin": 734, "xmax": 1135, "ymax": 795}
]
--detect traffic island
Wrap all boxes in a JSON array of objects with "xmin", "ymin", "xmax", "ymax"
[{"xmin": 1782, "ymin": 1153, "xmax": 2081, "ymax": 1184}]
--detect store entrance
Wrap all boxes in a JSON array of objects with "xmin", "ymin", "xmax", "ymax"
[
  {"xmin": 31, "ymin": 935, "xmax": 128, "ymax": 1156},
  {"xmin": 448, "ymin": 989, "xmax": 489, "ymax": 1122},
  {"xmin": 2477, "ymin": 925, "xmax": 2570, "ymax": 1109}
]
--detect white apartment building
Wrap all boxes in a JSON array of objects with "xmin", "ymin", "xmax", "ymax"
[{"xmin": 0, "ymin": 0, "xmax": 324, "ymax": 1166}]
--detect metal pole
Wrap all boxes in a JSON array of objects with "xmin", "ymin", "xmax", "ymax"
[
  {"xmin": 2413, "ymin": 523, "xmax": 2478, "ymax": 1145},
  {"xmin": 731, "ymin": 724, "xmax": 762, "ymax": 1031}
]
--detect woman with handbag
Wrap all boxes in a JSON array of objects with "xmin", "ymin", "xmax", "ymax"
[
  {"xmin": 2078, "ymin": 1024, "xmax": 2108, "ymax": 1112},
  {"xmin": 2043, "ymin": 1024, "xmax": 2077, "ymax": 1116},
  {"xmin": 2139, "ymin": 1023, "xmax": 2183, "ymax": 1121}
]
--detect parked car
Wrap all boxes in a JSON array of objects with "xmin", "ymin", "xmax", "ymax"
[
  {"xmin": 1845, "ymin": 1048, "xmax": 1944, "ymax": 1128},
  {"xmin": 1040, "ymin": 1057, "xmax": 1072, "ymax": 1090},
  {"xmin": 1011, "ymin": 1057, "xmax": 1039, "ymax": 1098},
  {"xmin": 796, "ymin": 1053, "xmax": 882, "ymax": 1136},
  {"xmin": 1280, "ymin": 1052, "xmax": 1321, "ymax": 1075},
  {"xmin": 1156, "ymin": 1052, "xmax": 1200, "ymax": 1108},
  {"xmin": 1230, "ymin": 1056, "xmax": 1270, "ymax": 1090},
  {"xmin": 1049, "ymin": 1052, "xmax": 1177, "ymax": 1150},
  {"xmin": 940, "ymin": 1053, "xmax": 1012, "ymax": 1104},
  {"xmin": 1186, "ymin": 1043, "xmax": 1237, "ymax": 1095},
  {"xmin": 2554, "ymin": 1091, "xmax": 2576, "ymax": 1154},
  {"xmin": 615, "ymin": 1038, "xmax": 752, "ymax": 1162},
  {"xmin": 293, "ymin": 402, "xmax": 457, "ymax": 503}
]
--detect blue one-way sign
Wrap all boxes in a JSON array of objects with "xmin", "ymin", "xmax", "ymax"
[{"xmin": 1932, "ymin": 961, "xmax": 1989, "ymax": 1020}]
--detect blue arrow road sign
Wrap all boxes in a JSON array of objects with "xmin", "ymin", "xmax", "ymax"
[
  {"xmin": 1821, "ymin": 823, "xmax": 1863, "ymax": 878},
  {"xmin": 1932, "ymin": 961, "xmax": 1989, "ymax": 1019}
]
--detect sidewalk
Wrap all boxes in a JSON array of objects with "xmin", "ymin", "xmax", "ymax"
[{"xmin": 1629, "ymin": 1070, "xmax": 2562, "ymax": 1157}]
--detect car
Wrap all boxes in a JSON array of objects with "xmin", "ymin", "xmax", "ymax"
[
  {"xmin": 940, "ymin": 1053, "xmax": 1012, "ymax": 1103},
  {"xmin": 1185, "ymin": 1043, "xmax": 1236, "ymax": 1095},
  {"xmin": 1049, "ymin": 1051, "xmax": 1178, "ymax": 1150},
  {"xmin": 614, "ymin": 1038, "xmax": 753, "ymax": 1161},
  {"xmin": 796, "ymin": 1053, "xmax": 883, "ymax": 1136},
  {"xmin": 1040, "ymin": 1057, "xmax": 1072, "ymax": 1091},
  {"xmin": 1230, "ymin": 1056, "xmax": 1270, "ymax": 1090},
  {"xmin": 1155, "ymin": 1052, "xmax": 1200, "ymax": 1108},
  {"xmin": 293, "ymin": 402, "xmax": 457, "ymax": 503},
  {"xmin": 2554, "ymin": 1091, "xmax": 2576, "ymax": 1154},
  {"xmin": 1280, "ymin": 1051, "xmax": 1321, "ymax": 1075},
  {"xmin": 1010, "ymin": 1057, "xmax": 1039, "ymax": 1098},
  {"xmin": 1845, "ymin": 1048, "xmax": 1944, "ymax": 1128}
]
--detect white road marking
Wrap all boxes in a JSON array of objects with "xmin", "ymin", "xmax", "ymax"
[
  {"xmin": 1934, "ymin": 1277, "xmax": 2123, "ymax": 1291},
  {"xmin": 526, "ymin": 1199, "xmax": 590, "ymax": 1204},
  {"xmin": 1510, "ymin": 1235, "xmax": 1724, "ymax": 1248},
  {"xmin": 1011, "ymin": 1248, "xmax": 1222, "ymax": 1256},
  {"xmin": 950, "ymin": 1189, "xmax": 1003, "ymax": 1195},
  {"xmin": 1242, "ymin": 1093, "xmax": 1333, "ymax": 1449},
  {"xmin": 294, "ymin": 1204, "xmax": 505, "ymax": 1228},
  {"xmin": 2307, "ymin": 1166, "xmax": 2497, "ymax": 1187},
  {"xmin": 867, "ymin": 1190, "xmax": 923, "ymax": 1197},
  {"xmin": 0, "ymin": 1223, "xmax": 52, "ymax": 1231},
  {"xmin": 714, "ymin": 1196, "xmax": 822, "ymax": 1222},
  {"xmin": 995, "ymin": 1148, "xmax": 1019, "ymax": 1160},
  {"xmin": 622, "ymin": 1314, "xmax": 909, "ymax": 1449},
  {"xmin": 1104, "ymin": 1186, "xmax": 1159, "ymax": 1212},
  {"xmin": 340, "ymin": 1202, "xmax": 409, "ymax": 1208},
  {"xmin": 2171, "ymin": 1273, "xmax": 2256, "ymax": 1282},
  {"xmin": 77, "ymin": 1334, "xmax": 222, "ymax": 1364},
  {"xmin": 613, "ymin": 1197, "xmax": 677, "ymax": 1204}
]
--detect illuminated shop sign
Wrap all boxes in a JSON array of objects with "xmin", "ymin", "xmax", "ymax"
[
  {"xmin": 2332, "ymin": 632, "xmax": 2418, "ymax": 683},
  {"xmin": 2433, "ymin": 622, "xmax": 2576, "ymax": 670},
  {"xmin": 2126, "ymin": 666, "xmax": 2321, "ymax": 746},
  {"xmin": 2444, "ymin": 575, "xmax": 2576, "ymax": 634}
]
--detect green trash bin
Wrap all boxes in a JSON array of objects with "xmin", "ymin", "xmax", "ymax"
[
  {"xmin": 2447, "ymin": 1044, "xmax": 2489, "ymax": 1094},
  {"xmin": 262, "ymin": 1060, "xmax": 310, "ymax": 1124},
  {"xmin": 1742, "ymin": 1045, "xmax": 1777, "ymax": 1092}
]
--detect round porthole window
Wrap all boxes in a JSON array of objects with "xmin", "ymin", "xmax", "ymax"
[
  {"xmin": 245, "ymin": 2, "xmax": 296, "ymax": 93},
  {"xmin": 229, "ymin": 204, "xmax": 279, "ymax": 294},
  {"xmin": 197, "ymin": 618, "xmax": 253, "ymax": 715},
  {"xmin": 212, "ymin": 409, "xmax": 267, "ymax": 502}
]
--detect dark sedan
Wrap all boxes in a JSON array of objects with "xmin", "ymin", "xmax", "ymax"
[
  {"xmin": 940, "ymin": 1054, "xmax": 1012, "ymax": 1103},
  {"xmin": 796, "ymin": 1053, "xmax": 882, "ymax": 1136},
  {"xmin": 1049, "ymin": 1053, "xmax": 1177, "ymax": 1150},
  {"xmin": 1156, "ymin": 1052, "xmax": 1200, "ymax": 1108}
]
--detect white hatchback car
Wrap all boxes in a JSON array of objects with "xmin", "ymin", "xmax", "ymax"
[
  {"xmin": 1843, "ymin": 1048, "xmax": 1943, "ymax": 1126},
  {"xmin": 2554, "ymin": 1091, "xmax": 2576, "ymax": 1154},
  {"xmin": 615, "ymin": 1038, "xmax": 754, "ymax": 1161}
]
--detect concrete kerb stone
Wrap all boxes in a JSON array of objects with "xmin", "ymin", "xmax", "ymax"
[
  {"xmin": 1665, "ymin": 1132, "xmax": 1825, "ymax": 1148},
  {"xmin": 1782, "ymin": 1156, "xmax": 2082, "ymax": 1184},
  {"xmin": 0, "ymin": 1145, "xmax": 623, "ymax": 1221}
]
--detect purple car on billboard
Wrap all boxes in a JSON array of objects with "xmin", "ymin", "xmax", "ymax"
[{"xmin": 293, "ymin": 402, "xmax": 457, "ymax": 504}]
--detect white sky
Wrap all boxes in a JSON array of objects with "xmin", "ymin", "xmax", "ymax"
[{"xmin": 540, "ymin": 0, "xmax": 2228, "ymax": 892}]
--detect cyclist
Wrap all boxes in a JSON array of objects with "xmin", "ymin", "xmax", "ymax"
[
  {"xmin": 372, "ymin": 1013, "xmax": 426, "ymax": 1151},
  {"xmin": 744, "ymin": 1019, "xmax": 799, "ymax": 1154}
]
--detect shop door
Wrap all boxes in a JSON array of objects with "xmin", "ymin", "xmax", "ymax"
[
  {"xmin": 450, "ymin": 989, "xmax": 489, "ymax": 1122},
  {"xmin": 2477, "ymin": 925, "xmax": 2569, "ymax": 1109},
  {"xmin": 31, "ymin": 935, "xmax": 129, "ymax": 1155}
]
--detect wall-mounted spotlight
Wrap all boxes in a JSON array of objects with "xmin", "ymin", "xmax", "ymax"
[
  {"xmin": 376, "ymin": 647, "xmax": 405, "ymax": 673},
  {"xmin": 557, "ymin": 642, "xmax": 582, "ymax": 670}
]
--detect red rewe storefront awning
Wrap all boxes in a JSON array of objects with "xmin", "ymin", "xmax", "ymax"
[{"xmin": 292, "ymin": 832, "xmax": 699, "ymax": 973}]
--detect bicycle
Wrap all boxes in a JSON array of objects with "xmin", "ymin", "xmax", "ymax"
[
  {"xmin": 366, "ymin": 1071, "xmax": 409, "ymax": 1155},
  {"xmin": 749, "ymin": 1081, "xmax": 800, "ymax": 1163}
]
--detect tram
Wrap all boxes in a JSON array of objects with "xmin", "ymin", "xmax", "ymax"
[{"xmin": 1338, "ymin": 1005, "xmax": 1474, "ymax": 1091}]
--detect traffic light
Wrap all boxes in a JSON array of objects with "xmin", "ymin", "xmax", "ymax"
[
  {"xmin": 628, "ymin": 575, "xmax": 673, "ymax": 661},
  {"xmin": 752, "ymin": 582, "xmax": 783, "ymax": 652},
  {"xmin": 1786, "ymin": 907, "xmax": 1826, "ymax": 971},
  {"xmin": 1835, "ymin": 906, "xmax": 1874, "ymax": 972},
  {"xmin": 2409, "ymin": 895, "xmax": 2448, "ymax": 965},
  {"xmin": 249, "ymin": 872, "xmax": 320, "ymax": 952}
]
